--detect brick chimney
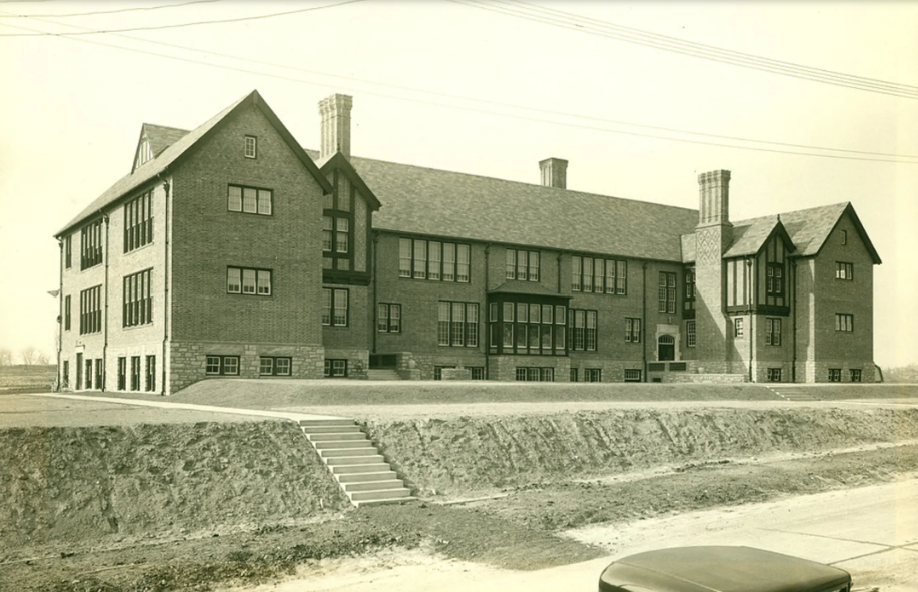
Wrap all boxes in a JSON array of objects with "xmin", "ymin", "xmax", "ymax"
[
  {"xmin": 539, "ymin": 158, "xmax": 568, "ymax": 189},
  {"xmin": 319, "ymin": 94, "xmax": 353, "ymax": 159},
  {"xmin": 693, "ymin": 169, "xmax": 733, "ymax": 371}
]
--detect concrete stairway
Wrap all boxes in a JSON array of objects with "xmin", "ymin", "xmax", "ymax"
[
  {"xmin": 366, "ymin": 369, "xmax": 401, "ymax": 381},
  {"xmin": 768, "ymin": 386, "xmax": 820, "ymax": 401},
  {"xmin": 299, "ymin": 418, "xmax": 416, "ymax": 507}
]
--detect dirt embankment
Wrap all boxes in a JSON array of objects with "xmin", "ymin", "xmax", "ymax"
[
  {"xmin": 0, "ymin": 421, "xmax": 347, "ymax": 557},
  {"xmin": 365, "ymin": 407, "xmax": 918, "ymax": 496}
]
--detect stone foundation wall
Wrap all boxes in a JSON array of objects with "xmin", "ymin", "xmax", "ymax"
[
  {"xmin": 570, "ymin": 359, "xmax": 644, "ymax": 382},
  {"xmin": 488, "ymin": 355, "xmax": 571, "ymax": 382},
  {"xmin": 324, "ymin": 348, "xmax": 369, "ymax": 379},
  {"xmin": 168, "ymin": 341, "xmax": 324, "ymax": 394}
]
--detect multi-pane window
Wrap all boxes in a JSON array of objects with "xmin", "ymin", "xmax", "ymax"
[
  {"xmin": 570, "ymin": 368, "xmax": 578, "ymax": 382},
  {"xmin": 766, "ymin": 263, "xmax": 784, "ymax": 295},
  {"xmin": 568, "ymin": 309, "xmax": 598, "ymax": 351},
  {"xmin": 828, "ymin": 368, "xmax": 842, "ymax": 382},
  {"xmin": 684, "ymin": 268, "xmax": 695, "ymax": 313},
  {"xmin": 324, "ymin": 359, "xmax": 347, "ymax": 377},
  {"xmin": 85, "ymin": 359, "xmax": 93, "ymax": 389},
  {"xmin": 145, "ymin": 355, "xmax": 156, "ymax": 392},
  {"xmin": 124, "ymin": 190, "xmax": 153, "ymax": 252},
  {"xmin": 470, "ymin": 367, "xmax": 485, "ymax": 380},
  {"xmin": 377, "ymin": 303, "xmax": 401, "ymax": 333},
  {"xmin": 835, "ymin": 313, "xmax": 854, "ymax": 332},
  {"xmin": 734, "ymin": 318, "xmax": 745, "ymax": 338},
  {"xmin": 136, "ymin": 139, "xmax": 152, "ymax": 168},
  {"xmin": 79, "ymin": 285, "xmax": 102, "ymax": 335},
  {"xmin": 584, "ymin": 368, "xmax": 602, "ymax": 383},
  {"xmin": 515, "ymin": 367, "xmax": 555, "ymax": 382},
  {"xmin": 399, "ymin": 238, "xmax": 470, "ymax": 282},
  {"xmin": 227, "ymin": 267, "xmax": 272, "ymax": 295},
  {"xmin": 492, "ymin": 302, "xmax": 565, "ymax": 355},
  {"xmin": 625, "ymin": 318, "xmax": 641, "ymax": 343},
  {"xmin": 228, "ymin": 184, "xmax": 272, "ymax": 215},
  {"xmin": 322, "ymin": 216, "xmax": 350, "ymax": 270},
  {"xmin": 244, "ymin": 135, "xmax": 257, "ymax": 159},
  {"xmin": 767, "ymin": 368, "xmax": 783, "ymax": 382},
  {"xmin": 686, "ymin": 320, "xmax": 696, "ymax": 347},
  {"xmin": 206, "ymin": 355, "xmax": 239, "ymax": 376},
  {"xmin": 624, "ymin": 369, "xmax": 642, "ymax": 382},
  {"xmin": 81, "ymin": 219, "xmax": 103, "ymax": 270},
  {"xmin": 123, "ymin": 269, "xmax": 153, "ymax": 327},
  {"xmin": 836, "ymin": 262, "xmax": 853, "ymax": 280},
  {"xmin": 64, "ymin": 295, "xmax": 71, "ymax": 331},
  {"xmin": 437, "ymin": 301, "xmax": 479, "ymax": 347},
  {"xmin": 322, "ymin": 288, "xmax": 348, "ymax": 326},
  {"xmin": 130, "ymin": 356, "xmax": 141, "ymax": 391},
  {"xmin": 850, "ymin": 369, "xmax": 862, "ymax": 382},
  {"xmin": 766, "ymin": 318, "xmax": 781, "ymax": 346},
  {"xmin": 659, "ymin": 272, "xmax": 676, "ymax": 313},
  {"xmin": 572, "ymin": 256, "xmax": 626, "ymax": 294},
  {"xmin": 64, "ymin": 235, "xmax": 72, "ymax": 269},
  {"xmin": 506, "ymin": 249, "xmax": 540, "ymax": 281},
  {"xmin": 118, "ymin": 357, "xmax": 126, "ymax": 390},
  {"xmin": 260, "ymin": 357, "xmax": 292, "ymax": 376}
]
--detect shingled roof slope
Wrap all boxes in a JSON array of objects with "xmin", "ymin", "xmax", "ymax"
[
  {"xmin": 308, "ymin": 152, "xmax": 700, "ymax": 262},
  {"xmin": 56, "ymin": 94, "xmax": 248, "ymax": 236},
  {"xmin": 143, "ymin": 123, "xmax": 190, "ymax": 157},
  {"xmin": 723, "ymin": 216, "xmax": 781, "ymax": 258}
]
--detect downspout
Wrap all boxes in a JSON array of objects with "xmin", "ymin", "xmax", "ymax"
[
  {"xmin": 556, "ymin": 251, "xmax": 562, "ymax": 294},
  {"xmin": 371, "ymin": 230, "xmax": 378, "ymax": 355},
  {"xmin": 102, "ymin": 212, "xmax": 110, "ymax": 391},
  {"xmin": 56, "ymin": 238, "xmax": 63, "ymax": 391},
  {"xmin": 160, "ymin": 177, "xmax": 171, "ymax": 395},
  {"xmin": 746, "ymin": 257, "xmax": 753, "ymax": 383},
  {"xmin": 484, "ymin": 243, "xmax": 490, "ymax": 380},
  {"xmin": 791, "ymin": 258, "xmax": 797, "ymax": 383},
  {"xmin": 642, "ymin": 262, "xmax": 647, "ymax": 382}
]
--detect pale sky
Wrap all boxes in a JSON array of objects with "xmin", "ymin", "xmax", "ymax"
[{"xmin": 1, "ymin": 1, "xmax": 916, "ymax": 368}]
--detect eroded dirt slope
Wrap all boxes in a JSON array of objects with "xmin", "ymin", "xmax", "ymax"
[
  {"xmin": 365, "ymin": 407, "xmax": 918, "ymax": 495},
  {"xmin": 0, "ymin": 421, "xmax": 347, "ymax": 556}
]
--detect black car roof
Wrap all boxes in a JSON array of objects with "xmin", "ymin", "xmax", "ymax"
[{"xmin": 600, "ymin": 546, "xmax": 850, "ymax": 592}]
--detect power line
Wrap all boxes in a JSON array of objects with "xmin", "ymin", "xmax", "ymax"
[
  {"xmin": 502, "ymin": 0, "xmax": 918, "ymax": 96},
  {"xmin": 448, "ymin": 0, "xmax": 918, "ymax": 101},
  {"xmin": 0, "ymin": 20, "xmax": 914, "ymax": 165},
  {"xmin": 0, "ymin": 0, "xmax": 221, "ymax": 19},
  {"xmin": 0, "ymin": 0, "xmax": 366, "ymax": 35},
  {"xmin": 4, "ymin": 7, "xmax": 917, "ymax": 161}
]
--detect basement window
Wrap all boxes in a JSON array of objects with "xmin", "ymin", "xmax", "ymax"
[{"xmin": 206, "ymin": 355, "xmax": 240, "ymax": 376}]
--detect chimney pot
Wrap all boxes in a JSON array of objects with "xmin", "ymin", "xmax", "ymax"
[
  {"xmin": 539, "ymin": 157, "xmax": 568, "ymax": 189},
  {"xmin": 319, "ymin": 94, "xmax": 353, "ymax": 159}
]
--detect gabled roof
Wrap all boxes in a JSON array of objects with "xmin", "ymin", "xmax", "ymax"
[
  {"xmin": 682, "ymin": 202, "xmax": 880, "ymax": 264},
  {"xmin": 329, "ymin": 155, "xmax": 699, "ymax": 262},
  {"xmin": 143, "ymin": 124, "xmax": 189, "ymax": 159},
  {"xmin": 56, "ymin": 90, "xmax": 332, "ymax": 237},
  {"xmin": 312, "ymin": 151, "xmax": 381, "ymax": 211}
]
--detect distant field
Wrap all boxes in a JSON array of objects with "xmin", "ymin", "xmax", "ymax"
[{"xmin": 0, "ymin": 365, "xmax": 55, "ymax": 394}]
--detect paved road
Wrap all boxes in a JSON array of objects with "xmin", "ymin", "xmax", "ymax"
[{"xmin": 230, "ymin": 479, "xmax": 918, "ymax": 592}]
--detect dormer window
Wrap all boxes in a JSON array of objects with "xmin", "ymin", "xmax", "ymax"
[
  {"xmin": 244, "ymin": 135, "xmax": 257, "ymax": 159},
  {"xmin": 135, "ymin": 139, "xmax": 152, "ymax": 168}
]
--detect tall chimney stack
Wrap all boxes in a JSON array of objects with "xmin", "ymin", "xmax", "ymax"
[
  {"xmin": 697, "ymin": 169, "xmax": 731, "ymax": 226},
  {"xmin": 319, "ymin": 94, "xmax": 353, "ymax": 159},
  {"xmin": 539, "ymin": 158, "xmax": 568, "ymax": 189}
]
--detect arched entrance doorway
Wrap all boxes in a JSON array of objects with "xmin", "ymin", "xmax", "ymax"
[{"xmin": 658, "ymin": 335, "xmax": 675, "ymax": 361}]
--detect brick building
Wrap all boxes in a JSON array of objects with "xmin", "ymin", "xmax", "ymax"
[{"xmin": 55, "ymin": 91, "xmax": 881, "ymax": 394}]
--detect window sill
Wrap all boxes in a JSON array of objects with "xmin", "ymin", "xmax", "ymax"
[{"xmin": 124, "ymin": 241, "xmax": 155, "ymax": 256}]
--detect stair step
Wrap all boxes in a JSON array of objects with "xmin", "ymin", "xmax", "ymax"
[
  {"xmin": 337, "ymin": 470, "xmax": 397, "ymax": 483},
  {"xmin": 299, "ymin": 419, "xmax": 355, "ymax": 428},
  {"xmin": 343, "ymin": 480, "xmax": 405, "ymax": 493},
  {"xmin": 326, "ymin": 455, "xmax": 384, "ymax": 466},
  {"xmin": 321, "ymin": 447, "xmax": 378, "ymax": 458},
  {"xmin": 330, "ymin": 463, "xmax": 391, "ymax": 475},
  {"xmin": 354, "ymin": 496, "xmax": 418, "ymax": 508},
  {"xmin": 301, "ymin": 425, "xmax": 363, "ymax": 435},
  {"xmin": 308, "ymin": 432, "xmax": 368, "ymax": 442},
  {"xmin": 313, "ymin": 439, "xmax": 370, "ymax": 450},
  {"xmin": 350, "ymin": 488, "xmax": 412, "ymax": 502}
]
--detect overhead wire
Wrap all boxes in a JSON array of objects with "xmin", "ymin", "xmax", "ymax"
[
  {"xmin": 448, "ymin": 0, "xmax": 918, "ymax": 101},
  {"xmin": 0, "ymin": 0, "xmax": 221, "ymax": 19},
  {"xmin": 0, "ymin": 0, "xmax": 366, "ymax": 35},
  {"xmin": 0, "ymin": 11, "xmax": 915, "ymax": 164}
]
